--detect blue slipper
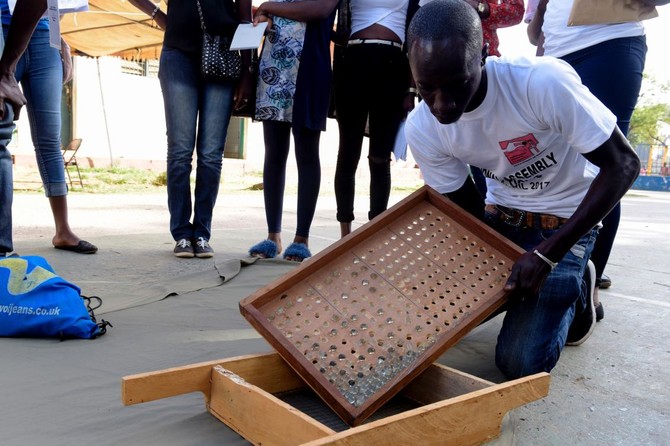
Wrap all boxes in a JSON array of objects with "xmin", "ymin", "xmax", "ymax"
[
  {"xmin": 283, "ymin": 242, "xmax": 311, "ymax": 262},
  {"xmin": 248, "ymin": 239, "xmax": 279, "ymax": 259}
]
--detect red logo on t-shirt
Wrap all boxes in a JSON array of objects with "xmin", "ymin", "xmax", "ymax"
[{"xmin": 499, "ymin": 134, "xmax": 540, "ymax": 166}]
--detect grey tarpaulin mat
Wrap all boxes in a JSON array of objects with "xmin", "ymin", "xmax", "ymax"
[
  {"xmin": 0, "ymin": 250, "xmax": 520, "ymax": 446},
  {"xmin": 0, "ymin": 257, "xmax": 300, "ymax": 446},
  {"xmin": 9, "ymin": 237, "xmax": 299, "ymax": 314},
  {"xmin": 93, "ymin": 257, "xmax": 301, "ymax": 314}
]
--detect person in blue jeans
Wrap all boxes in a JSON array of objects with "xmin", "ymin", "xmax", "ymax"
[
  {"xmin": 0, "ymin": 105, "xmax": 15, "ymax": 256},
  {"xmin": 527, "ymin": 0, "xmax": 669, "ymax": 317},
  {"xmin": 405, "ymin": 0, "xmax": 640, "ymax": 379},
  {"xmin": 131, "ymin": 0, "xmax": 253, "ymax": 258},
  {"xmin": 0, "ymin": 0, "xmax": 49, "ymax": 256},
  {"xmin": 1, "ymin": 0, "xmax": 97, "ymax": 254}
]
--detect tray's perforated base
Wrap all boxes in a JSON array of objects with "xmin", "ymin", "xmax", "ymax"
[{"xmin": 242, "ymin": 189, "xmax": 521, "ymax": 425}]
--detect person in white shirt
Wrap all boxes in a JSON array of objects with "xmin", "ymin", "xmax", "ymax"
[
  {"xmin": 405, "ymin": 0, "xmax": 640, "ymax": 379},
  {"xmin": 528, "ymin": 0, "xmax": 669, "ymax": 298},
  {"xmin": 333, "ymin": 0, "xmax": 420, "ymax": 238}
]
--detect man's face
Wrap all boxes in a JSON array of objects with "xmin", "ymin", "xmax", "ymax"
[{"xmin": 409, "ymin": 37, "xmax": 483, "ymax": 124}]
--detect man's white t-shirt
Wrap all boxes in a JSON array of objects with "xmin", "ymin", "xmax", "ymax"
[{"xmin": 406, "ymin": 56, "xmax": 617, "ymax": 219}]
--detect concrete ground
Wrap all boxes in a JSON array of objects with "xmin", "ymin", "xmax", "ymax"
[{"xmin": 8, "ymin": 160, "xmax": 670, "ymax": 444}]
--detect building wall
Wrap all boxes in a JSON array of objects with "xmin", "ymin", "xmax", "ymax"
[
  {"xmin": 11, "ymin": 56, "xmax": 166, "ymax": 170},
  {"xmin": 8, "ymin": 55, "xmax": 393, "ymax": 177}
]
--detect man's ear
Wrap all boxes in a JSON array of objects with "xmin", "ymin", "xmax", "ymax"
[{"xmin": 481, "ymin": 44, "xmax": 489, "ymax": 65}]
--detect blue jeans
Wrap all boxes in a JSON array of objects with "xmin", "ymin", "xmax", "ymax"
[
  {"xmin": 0, "ymin": 105, "xmax": 16, "ymax": 254},
  {"xmin": 158, "ymin": 47, "xmax": 235, "ymax": 241},
  {"xmin": 485, "ymin": 215, "xmax": 598, "ymax": 379},
  {"xmin": 7, "ymin": 27, "xmax": 68, "ymax": 197},
  {"xmin": 561, "ymin": 36, "xmax": 646, "ymax": 281}
]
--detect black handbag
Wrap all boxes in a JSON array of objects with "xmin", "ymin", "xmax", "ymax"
[
  {"xmin": 232, "ymin": 49, "xmax": 259, "ymax": 118},
  {"xmin": 196, "ymin": 0, "xmax": 241, "ymax": 82}
]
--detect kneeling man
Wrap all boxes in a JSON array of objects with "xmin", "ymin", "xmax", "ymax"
[{"xmin": 405, "ymin": 0, "xmax": 640, "ymax": 379}]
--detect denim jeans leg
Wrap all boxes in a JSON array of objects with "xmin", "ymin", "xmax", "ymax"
[
  {"xmin": 159, "ymin": 48, "xmax": 201, "ymax": 241},
  {"xmin": 192, "ymin": 79, "xmax": 234, "ymax": 241},
  {"xmin": 0, "ymin": 105, "xmax": 16, "ymax": 254},
  {"xmin": 486, "ymin": 219, "xmax": 597, "ymax": 379},
  {"xmin": 561, "ymin": 36, "xmax": 646, "ymax": 281},
  {"xmin": 11, "ymin": 27, "xmax": 68, "ymax": 197}
]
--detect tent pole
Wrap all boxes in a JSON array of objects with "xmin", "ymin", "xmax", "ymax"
[{"xmin": 96, "ymin": 57, "xmax": 114, "ymax": 167}]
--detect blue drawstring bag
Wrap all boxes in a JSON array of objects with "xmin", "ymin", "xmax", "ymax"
[{"xmin": 0, "ymin": 255, "xmax": 110, "ymax": 339}]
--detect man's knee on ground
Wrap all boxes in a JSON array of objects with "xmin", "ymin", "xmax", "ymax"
[{"xmin": 495, "ymin": 341, "xmax": 559, "ymax": 380}]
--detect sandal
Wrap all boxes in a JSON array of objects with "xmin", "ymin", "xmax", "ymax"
[
  {"xmin": 248, "ymin": 240, "xmax": 280, "ymax": 259},
  {"xmin": 54, "ymin": 240, "xmax": 98, "ymax": 254},
  {"xmin": 283, "ymin": 242, "xmax": 311, "ymax": 262}
]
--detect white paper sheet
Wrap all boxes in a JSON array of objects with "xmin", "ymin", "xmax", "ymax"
[{"xmin": 230, "ymin": 22, "xmax": 268, "ymax": 51}]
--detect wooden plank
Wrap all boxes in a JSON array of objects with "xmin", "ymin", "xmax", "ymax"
[
  {"xmin": 208, "ymin": 365, "xmax": 335, "ymax": 446},
  {"xmin": 402, "ymin": 363, "xmax": 494, "ymax": 405},
  {"xmin": 123, "ymin": 353, "xmax": 550, "ymax": 446},
  {"xmin": 299, "ymin": 372, "xmax": 550, "ymax": 446},
  {"xmin": 122, "ymin": 352, "xmax": 305, "ymax": 406},
  {"xmin": 223, "ymin": 352, "xmax": 307, "ymax": 394}
]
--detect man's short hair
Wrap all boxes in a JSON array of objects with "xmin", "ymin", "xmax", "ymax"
[{"xmin": 407, "ymin": 0, "xmax": 483, "ymax": 57}]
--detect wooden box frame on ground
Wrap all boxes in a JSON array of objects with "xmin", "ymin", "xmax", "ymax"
[
  {"xmin": 122, "ymin": 352, "xmax": 550, "ymax": 446},
  {"xmin": 239, "ymin": 186, "xmax": 526, "ymax": 426}
]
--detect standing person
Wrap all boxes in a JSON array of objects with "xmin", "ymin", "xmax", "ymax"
[
  {"xmin": 405, "ymin": 0, "xmax": 639, "ymax": 378},
  {"xmin": 130, "ymin": 0, "xmax": 253, "ymax": 258},
  {"xmin": 333, "ymin": 0, "xmax": 420, "ymax": 238},
  {"xmin": 1, "ymin": 0, "xmax": 98, "ymax": 254},
  {"xmin": 0, "ymin": 104, "xmax": 14, "ymax": 257},
  {"xmin": 528, "ymin": 0, "xmax": 668, "ymax": 311},
  {"xmin": 0, "ymin": 0, "xmax": 46, "ymax": 256},
  {"xmin": 247, "ymin": 0, "xmax": 338, "ymax": 262}
]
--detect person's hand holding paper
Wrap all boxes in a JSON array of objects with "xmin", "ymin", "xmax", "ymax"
[{"xmin": 230, "ymin": 22, "xmax": 268, "ymax": 51}]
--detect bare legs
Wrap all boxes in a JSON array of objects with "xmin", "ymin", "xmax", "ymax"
[
  {"xmin": 340, "ymin": 222, "xmax": 351, "ymax": 238},
  {"xmin": 49, "ymin": 195, "xmax": 81, "ymax": 247}
]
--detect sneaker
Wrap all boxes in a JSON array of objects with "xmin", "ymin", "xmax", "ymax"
[
  {"xmin": 566, "ymin": 260, "xmax": 597, "ymax": 346},
  {"xmin": 173, "ymin": 238, "xmax": 194, "ymax": 258},
  {"xmin": 194, "ymin": 237, "xmax": 214, "ymax": 258},
  {"xmin": 597, "ymin": 274, "xmax": 612, "ymax": 290}
]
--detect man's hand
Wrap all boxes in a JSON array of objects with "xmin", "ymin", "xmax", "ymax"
[
  {"xmin": 504, "ymin": 249, "xmax": 553, "ymax": 298},
  {"xmin": 0, "ymin": 71, "xmax": 27, "ymax": 120}
]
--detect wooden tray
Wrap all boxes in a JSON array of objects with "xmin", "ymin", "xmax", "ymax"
[
  {"xmin": 239, "ymin": 186, "xmax": 525, "ymax": 426},
  {"xmin": 122, "ymin": 352, "xmax": 551, "ymax": 446}
]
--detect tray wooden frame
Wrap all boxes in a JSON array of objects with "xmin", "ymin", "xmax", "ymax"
[
  {"xmin": 239, "ymin": 186, "xmax": 525, "ymax": 425},
  {"xmin": 122, "ymin": 352, "xmax": 550, "ymax": 446}
]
